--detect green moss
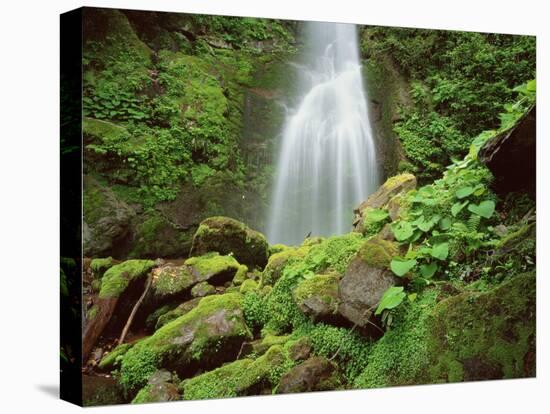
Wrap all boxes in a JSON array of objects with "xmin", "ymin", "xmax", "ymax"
[
  {"xmin": 242, "ymin": 290, "xmax": 269, "ymax": 331},
  {"xmin": 232, "ymin": 264, "xmax": 249, "ymax": 286},
  {"xmin": 383, "ymin": 173, "xmax": 417, "ymax": 192},
  {"xmin": 99, "ymin": 260, "xmax": 155, "ymax": 299},
  {"xmin": 181, "ymin": 344, "xmax": 294, "ymax": 400},
  {"xmin": 269, "ymin": 243, "xmax": 289, "ymax": 256},
  {"xmin": 120, "ymin": 293, "xmax": 252, "ymax": 392},
  {"xmin": 293, "ymin": 273, "xmax": 340, "ymax": 314},
  {"xmin": 361, "ymin": 208, "xmax": 390, "ymax": 236},
  {"xmin": 304, "ymin": 233, "xmax": 365, "ymax": 274},
  {"xmin": 145, "ymin": 304, "xmax": 174, "ymax": 331},
  {"xmin": 152, "ymin": 265, "xmax": 194, "ymax": 298},
  {"xmin": 83, "ymin": 118, "xmax": 129, "ymax": 143},
  {"xmin": 129, "ymin": 213, "xmax": 182, "ymax": 259},
  {"xmin": 354, "ymin": 289, "xmax": 438, "ymax": 388},
  {"xmin": 426, "ymin": 272, "xmax": 536, "ymax": 382},
  {"xmin": 357, "ymin": 237, "xmax": 398, "ymax": 269},
  {"xmin": 98, "ymin": 343, "xmax": 133, "ymax": 371},
  {"xmin": 87, "ymin": 305, "xmax": 99, "ymax": 321},
  {"xmin": 191, "ymin": 281, "xmax": 216, "ymax": 298},
  {"xmin": 90, "ymin": 257, "xmax": 114, "ymax": 278},
  {"xmin": 260, "ymin": 246, "xmax": 309, "ymax": 287},
  {"xmin": 239, "ymin": 279, "xmax": 259, "ymax": 294},
  {"xmin": 155, "ymin": 298, "xmax": 201, "ymax": 330},
  {"xmin": 185, "ymin": 252, "xmax": 240, "ymax": 279}
]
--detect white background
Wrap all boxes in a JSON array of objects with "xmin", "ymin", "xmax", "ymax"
[{"xmin": 0, "ymin": 0, "xmax": 548, "ymax": 412}]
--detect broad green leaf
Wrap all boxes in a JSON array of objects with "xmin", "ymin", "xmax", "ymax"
[
  {"xmin": 451, "ymin": 200, "xmax": 469, "ymax": 217},
  {"xmin": 408, "ymin": 293, "xmax": 418, "ymax": 302},
  {"xmin": 419, "ymin": 262, "xmax": 438, "ymax": 278},
  {"xmin": 439, "ymin": 217, "xmax": 452, "ymax": 230},
  {"xmin": 468, "ymin": 200, "xmax": 495, "ymax": 219},
  {"xmin": 430, "ymin": 243, "xmax": 449, "ymax": 260},
  {"xmin": 391, "ymin": 221, "xmax": 414, "ymax": 241},
  {"xmin": 366, "ymin": 208, "xmax": 390, "ymax": 223},
  {"xmin": 375, "ymin": 286, "xmax": 406, "ymax": 316},
  {"xmin": 455, "ymin": 186, "xmax": 475, "ymax": 199},
  {"xmin": 390, "ymin": 257, "xmax": 417, "ymax": 277}
]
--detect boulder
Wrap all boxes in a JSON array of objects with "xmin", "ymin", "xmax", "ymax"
[
  {"xmin": 155, "ymin": 298, "xmax": 202, "ymax": 330},
  {"xmin": 293, "ymin": 273, "xmax": 341, "ymax": 323},
  {"xmin": 275, "ymin": 357, "xmax": 341, "ymax": 394},
  {"xmin": 83, "ymin": 260, "xmax": 155, "ymax": 361},
  {"xmin": 353, "ymin": 173, "xmax": 416, "ymax": 234},
  {"xmin": 119, "ymin": 293, "xmax": 253, "ymax": 392},
  {"xmin": 338, "ymin": 237, "xmax": 400, "ymax": 330},
  {"xmin": 479, "ymin": 106, "xmax": 535, "ymax": 197},
  {"xmin": 191, "ymin": 281, "xmax": 216, "ymax": 298},
  {"xmin": 190, "ymin": 216, "xmax": 269, "ymax": 269},
  {"xmin": 148, "ymin": 253, "xmax": 240, "ymax": 305},
  {"xmin": 83, "ymin": 176, "xmax": 135, "ymax": 257},
  {"xmin": 181, "ymin": 345, "xmax": 292, "ymax": 399},
  {"xmin": 132, "ymin": 370, "xmax": 180, "ymax": 404}
]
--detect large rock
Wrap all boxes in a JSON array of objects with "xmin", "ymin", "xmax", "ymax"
[
  {"xmin": 479, "ymin": 106, "xmax": 535, "ymax": 196},
  {"xmin": 181, "ymin": 345, "xmax": 292, "ymax": 399},
  {"xmin": 275, "ymin": 356, "xmax": 341, "ymax": 394},
  {"xmin": 352, "ymin": 173, "xmax": 416, "ymax": 234},
  {"xmin": 83, "ymin": 176, "xmax": 135, "ymax": 257},
  {"xmin": 119, "ymin": 293, "xmax": 252, "ymax": 392},
  {"xmin": 83, "ymin": 260, "xmax": 155, "ymax": 361},
  {"xmin": 293, "ymin": 272, "xmax": 341, "ymax": 323},
  {"xmin": 338, "ymin": 237, "xmax": 400, "ymax": 330},
  {"xmin": 190, "ymin": 216, "xmax": 269, "ymax": 269},
  {"xmin": 132, "ymin": 370, "xmax": 180, "ymax": 404},
  {"xmin": 148, "ymin": 253, "xmax": 240, "ymax": 305}
]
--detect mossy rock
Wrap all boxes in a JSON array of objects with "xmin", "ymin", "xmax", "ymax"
[
  {"xmin": 293, "ymin": 273, "xmax": 341, "ymax": 322},
  {"xmin": 354, "ymin": 272, "xmax": 536, "ymax": 388},
  {"xmin": 132, "ymin": 370, "xmax": 180, "ymax": 404},
  {"xmin": 427, "ymin": 272, "xmax": 536, "ymax": 382},
  {"xmin": 232, "ymin": 264, "xmax": 249, "ymax": 286},
  {"xmin": 119, "ymin": 293, "xmax": 252, "ymax": 392},
  {"xmin": 99, "ymin": 259, "xmax": 155, "ymax": 299},
  {"xmin": 338, "ymin": 237, "xmax": 400, "ymax": 330},
  {"xmin": 269, "ymin": 243, "xmax": 289, "ymax": 256},
  {"xmin": 191, "ymin": 281, "xmax": 216, "ymax": 298},
  {"xmin": 185, "ymin": 252, "xmax": 241, "ymax": 285},
  {"xmin": 155, "ymin": 298, "xmax": 202, "ymax": 331},
  {"xmin": 90, "ymin": 257, "xmax": 114, "ymax": 278},
  {"xmin": 98, "ymin": 343, "xmax": 133, "ymax": 372},
  {"xmin": 353, "ymin": 173, "xmax": 416, "ymax": 233},
  {"xmin": 83, "ymin": 176, "xmax": 135, "ymax": 257},
  {"xmin": 150, "ymin": 265, "xmax": 195, "ymax": 301},
  {"xmin": 239, "ymin": 279, "xmax": 259, "ymax": 294},
  {"xmin": 145, "ymin": 304, "xmax": 174, "ymax": 332},
  {"xmin": 190, "ymin": 216, "xmax": 269, "ymax": 269},
  {"xmin": 357, "ymin": 237, "xmax": 399, "ymax": 269},
  {"xmin": 275, "ymin": 356, "xmax": 342, "ymax": 394},
  {"xmin": 180, "ymin": 344, "xmax": 294, "ymax": 399},
  {"xmin": 260, "ymin": 246, "xmax": 309, "ymax": 287}
]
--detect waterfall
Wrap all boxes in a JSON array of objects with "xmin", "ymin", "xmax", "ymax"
[{"xmin": 266, "ymin": 22, "xmax": 379, "ymax": 245}]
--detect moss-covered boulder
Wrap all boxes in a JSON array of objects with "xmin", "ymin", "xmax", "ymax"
[
  {"xmin": 427, "ymin": 272, "xmax": 536, "ymax": 382},
  {"xmin": 83, "ymin": 260, "xmax": 155, "ymax": 361},
  {"xmin": 149, "ymin": 253, "xmax": 239, "ymax": 305},
  {"xmin": 180, "ymin": 344, "xmax": 293, "ymax": 399},
  {"xmin": 190, "ymin": 216, "xmax": 269, "ymax": 269},
  {"xmin": 119, "ymin": 293, "xmax": 253, "ymax": 392},
  {"xmin": 132, "ymin": 370, "xmax": 180, "ymax": 404},
  {"xmin": 98, "ymin": 343, "xmax": 133, "ymax": 372},
  {"xmin": 352, "ymin": 173, "xmax": 416, "ymax": 234},
  {"xmin": 293, "ymin": 273, "xmax": 341, "ymax": 323},
  {"xmin": 338, "ymin": 237, "xmax": 400, "ymax": 330},
  {"xmin": 275, "ymin": 356, "xmax": 342, "ymax": 394},
  {"xmin": 90, "ymin": 257, "xmax": 114, "ymax": 279},
  {"xmin": 260, "ymin": 246, "xmax": 308, "ymax": 286},
  {"xmin": 191, "ymin": 281, "xmax": 216, "ymax": 298},
  {"xmin": 354, "ymin": 272, "xmax": 536, "ymax": 388},
  {"xmin": 155, "ymin": 298, "xmax": 202, "ymax": 331},
  {"xmin": 83, "ymin": 176, "xmax": 135, "ymax": 257}
]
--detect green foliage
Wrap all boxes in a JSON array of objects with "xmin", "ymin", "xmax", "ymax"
[
  {"xmin": 375, "ymin": 286, "xmax": 406, "ymax": 315},
  {"xmin": 363, "ymin": 27, "xmax": 535, "ymax": 180},
  {"xmin": 362, "ymin": 208, "xmax": 390, "ymax": 236},
  {"xmin": 390, "ymin": 258, "xmax": 417, "ymax": 277}
]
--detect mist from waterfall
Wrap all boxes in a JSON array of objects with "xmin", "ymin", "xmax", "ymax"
[{"xmin": 267, "ymin": 21, "xmax": 379, "ymax": 245}]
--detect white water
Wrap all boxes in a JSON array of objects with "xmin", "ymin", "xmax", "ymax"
[{"xmin": 267, "ymin": 22, "xmax": 379, "ymax": 245}]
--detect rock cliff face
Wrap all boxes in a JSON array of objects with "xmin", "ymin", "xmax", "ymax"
[{"xmin": 479, "ymin": 106, "xmax": 536, "ymax": 197}]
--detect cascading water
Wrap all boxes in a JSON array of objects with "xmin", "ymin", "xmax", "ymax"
[{"xmin": 267, "ymin": 22, "xmax": 380, "ymax": 245}]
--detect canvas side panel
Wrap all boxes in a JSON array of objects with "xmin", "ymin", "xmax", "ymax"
[{"xmin": 60, "ymin": 7, "xmax": 83, "ymax": 407}]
